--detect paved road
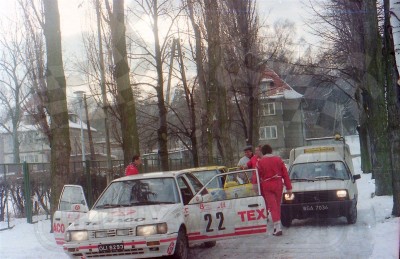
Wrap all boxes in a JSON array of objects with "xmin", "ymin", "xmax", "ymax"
[{"xmin": 188, "ymin": 198, "xmax": 377, "ymax": 258}]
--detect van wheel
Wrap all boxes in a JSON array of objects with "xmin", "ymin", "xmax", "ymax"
[
  {"xmin": 346, "ymin": 204, "xmax": 357, "ymax": 224},
  {"xmin": 281, "ymin": 214, "xmax": 292, "ymax": 227},
  {"xmin": 171, "ymin": 228, "xmax": 188, "ymax": 259},
  {"xmin": 204, "ymin": 241, "xmax": 216, "ymax": 248}
]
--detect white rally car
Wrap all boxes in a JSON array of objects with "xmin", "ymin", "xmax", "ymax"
[{"xmin": 53, "ymin": 169, "xmax": 267, "ymax": 259}]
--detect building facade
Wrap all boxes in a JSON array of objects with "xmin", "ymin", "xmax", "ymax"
[
  {"xmin": 0, "ymin": 113, "xmax": 99, "ymax": 164},
  {"xmin": 258, "ymin": 69, "xmax": 304, "ymax": 158}
]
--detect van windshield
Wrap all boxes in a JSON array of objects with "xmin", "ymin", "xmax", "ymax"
[{"xmin": 289, "ymin": 162, "xmax": 350, "ymax": 181}]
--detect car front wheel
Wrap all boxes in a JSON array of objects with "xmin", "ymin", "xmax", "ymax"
[
  {"xmin": 281, "ymin": 213, "xmax": 292, "ymax": 227},
  {"xmin": 171, "ymin": 228, "xmax": 188, "ymax": 259},
  {"xmin": 346, "ymin": 203, "xmax": 357, "ymax": 224}
]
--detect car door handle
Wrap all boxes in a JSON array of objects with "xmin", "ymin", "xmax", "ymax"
[
  {"xmin": 248, "ymin": 204, "xmax": 259, "ymax": 208},
  {"xmin": 54, "ymin": 218, "xmax": 60, "ymax": 221}
]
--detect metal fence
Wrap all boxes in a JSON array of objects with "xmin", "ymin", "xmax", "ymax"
[{"xmin": 0, "ymin": 156, "xmax": 225, "ymax": 226}]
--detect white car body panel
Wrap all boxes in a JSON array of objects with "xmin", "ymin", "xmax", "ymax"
[
  {"xmin": 53, "ymin": 185, "xmax": 88, "ymax": 245},
  {"xmin": 54, "ymin": 170, "xmax": 267, "ymax": 258}
]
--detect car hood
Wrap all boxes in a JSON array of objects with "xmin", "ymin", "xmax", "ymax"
[
  {"xmin": 291, "ymin": 180, "xmax": 352, "ymax": 192},
  {"xmin": 67, "ymin": 204, "xmax": 182, "ymax": 231}
]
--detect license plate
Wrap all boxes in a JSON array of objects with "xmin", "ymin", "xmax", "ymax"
[
  {"xmin": 302, "ymin": 204, "xmax": 329, "ymax": 211},
  {"xmin": 98, "ymin": 243, "xmax": 124, "ymax": 253}
]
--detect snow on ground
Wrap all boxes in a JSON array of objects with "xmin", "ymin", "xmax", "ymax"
[{"xmin": 0, "ymin": 136, "xmax": 399, "ymax": 258}]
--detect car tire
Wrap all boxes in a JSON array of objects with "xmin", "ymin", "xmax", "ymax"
[
  {"xmin": 171, "ymin": 228, "xmax": 188, "ymax": 259},
  {"xmin": 281, "ymin": 214, "xmax": 292, "ymax": 227},
  {"xmin": 346, "ymin": 203, "xmax": 357, "ymax": 224},
  {"xmin": 203, "ymin": 241, "xmax": 216, "ymax": 248}
]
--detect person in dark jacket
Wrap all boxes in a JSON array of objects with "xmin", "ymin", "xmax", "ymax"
[{"xmin": 257, "ymin": 144, "xmax": 292, "ymax": 236}]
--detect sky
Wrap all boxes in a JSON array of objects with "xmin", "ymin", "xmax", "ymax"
[
  {"xmin": 0, "ymin": 0, "xmax": 315, "ymax": 90},
  {"xmin": 0, "ymin": 135, "xmax": 399, "ymax": 258}
]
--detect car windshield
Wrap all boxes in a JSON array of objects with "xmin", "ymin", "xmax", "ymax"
[
  {"xmin": 289, "ymin": 161, "xmax": 350, "ymax": 181},
  {"xmin": 191, "ymin": 170, "xmax": 223, "ymax": 188},
  {"xmin": 94, "ymin": 178, "xmax": 180, "ymax": 209}
]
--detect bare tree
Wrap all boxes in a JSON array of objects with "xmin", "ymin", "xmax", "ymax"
[
  {"xmin": 39, "ymin": 0, "xmax": 72, "ymax": 225},
  {"xmin": 126, "ymin": 0, "xmax": 186, "ymax": 170},
  {"xmin": 185, "ymin": 0, "xmax": 209, "ymax": 163},
  {"xmin": 383, "ymin": 0, "xmax": 400, "ymax": 215},
  {"xmin": 105, "ymin": 0, "xmax": 140, "ymax": 167},
  {"xmin": 223, "ymin": 0, "xmax": 262, "ymax": 150},
  {"xmin": 0, "ymin": 23, "xmax": 31, "ymax": 163},
  {"xmin": 20, "ymin": 0, "xmax": 51, "ymax": 142},
  {"xmin": 361, "ymin": 0, "xmax": 392, "ymax": 195},
  {"xmin": 165, "ymin": 38, "xmax": 201, "ymax": 166},
  {"xmin": 304, "ymin": 0, "xmax": 373, "ymax": 175}
]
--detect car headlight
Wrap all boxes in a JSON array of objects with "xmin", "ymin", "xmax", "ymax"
[
  {"xmin": 136, "ymin": 223, "xmax": 168, "ymax": 236},
  {"xmin": 336, "ymin": 190, "xmax": 348, "ymax": 199},
  {"xmin": 66, "ymin": 230, "xmax": 88, "ymax": 241},
  {"xmin": 284, "ymin": 193, "xmax": 295, "ymax": 201}
]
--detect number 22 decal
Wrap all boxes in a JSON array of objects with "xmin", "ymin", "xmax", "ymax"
[{"xmin": 204, "ymin": 212, "xmax": 226, "ymax": 232}]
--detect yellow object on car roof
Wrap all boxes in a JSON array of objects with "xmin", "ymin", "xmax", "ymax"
[{"xmin": 303, "ymin": 147, "xmax": 335, "ymax": 153}]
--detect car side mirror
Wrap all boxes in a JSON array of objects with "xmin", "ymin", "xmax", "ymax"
[
  {"xmin": 71, "ymin": 204, "xmax": 89, "ymax": 212},
  {"xmin": 353, "ymin": 174, "xmax": 361, "ymax": 181}
]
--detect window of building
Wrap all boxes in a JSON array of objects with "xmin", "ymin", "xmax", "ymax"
[
  {"xmin": 260, "ymin": 78, "xmax": 274, "ymax": 93},
  {"xmin": 259, "ymin": 126, "xmax": 278, "ymax": 140},
  {"xmin": 261, "ymin": 103, "xmax": 276, "ymax": 116}
]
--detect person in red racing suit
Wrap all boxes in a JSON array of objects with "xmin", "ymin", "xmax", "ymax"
[
  {"xmin": 257, "ymin": 144, "xmax": 292, "ymax": 236},
  {"xmin": 125, "ymin": 154, "xmax": 142, "ymax": 176}
]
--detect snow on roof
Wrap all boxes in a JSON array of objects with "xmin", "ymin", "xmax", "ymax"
[
  {"xmin": 260, "ymin": 68, "xmax": 303, "ymax": 100},
  {"xmin": 1, "ymin": 119, "xmax": 97, "ymax": 133},
  {"xmin": 69, "ymin": 121, "xmax": 97, "ymax": 132}
]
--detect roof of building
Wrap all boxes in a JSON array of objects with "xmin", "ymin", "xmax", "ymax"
[
  {"xmin": 260, "ymin": 68, "xmax": 303, "ymax": 100},
  {"xmin": 0, "ymin": 116, "xmax": 97, "ymax": 134}
]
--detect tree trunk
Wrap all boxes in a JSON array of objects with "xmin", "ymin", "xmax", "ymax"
[
  {"xmin": 108, "ymin": 0, "xmax": 140, "ymax": 166},
  {"xmin": 362, "ymin": 0, "xmax": 392, "ymax": 195},
  {"xmin": 383, "ymin": 0, "xmax": 400, "ymax": 215},
  {"xmin": 176, "ymin": 39, "xmax": 199, "ymax": 167},
  {"xmin": 42, "ymin": 0, "xmax": 71, "ymax": 230},
  {"xmin": 357, "ymin": 114, "xmax": 372, "ymax": 174},
  {"xmin": 187, "ymin": 0, "xmax": 208, "ymax": 164},
  {"xmin": 152, "ymin": 0, "xmax": 169, "ymax": 171},
  {"xmin": 12, "ymin": 122, "xmax": 20, "ymax": 164},
  {"xmin": 204, "ymin": 0, "xmax": 221, "ymax": 164}
]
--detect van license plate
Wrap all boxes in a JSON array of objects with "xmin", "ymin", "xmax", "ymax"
[{"xmin": 302, "ymin": 205, "xmax": 329, "ymax": 211}]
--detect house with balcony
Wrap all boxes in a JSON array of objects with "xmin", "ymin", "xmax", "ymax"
[{"xmin": 258, "ymin": 68, "xmax": 304, "ymax": 158}]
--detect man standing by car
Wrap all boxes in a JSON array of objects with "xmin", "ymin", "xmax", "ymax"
[
  {"xmin": 237, "ymin": 146, "xmax": 253, "ymax": 167},
  {"xmin": 125, "ymin": 154, "xmax": 142, "ymax": 176},
  {"xmin": 239, "ymin": 145, "xmax": 263, "ymax": 192},
  {"xmin": 257, "ymin": 144, "xmax": 292, "ymax": 236}
]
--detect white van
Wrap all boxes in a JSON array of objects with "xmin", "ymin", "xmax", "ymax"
[{"xmin": 281, "ymin": 135, "xmax": 361, "ymax": 227}]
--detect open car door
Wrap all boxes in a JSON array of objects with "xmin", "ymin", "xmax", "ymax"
[
  {"xmin": 53, "ymin": 185, "xmax": 88, "ymax": 245},
  {"xmin": 186, "ymin": 169, "xmax": 267, "ymax": 244}
]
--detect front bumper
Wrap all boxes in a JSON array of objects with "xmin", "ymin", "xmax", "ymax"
[
  {"xmin": 281, "ymin": 199, "xmax": 356, "ymax": 220},
  {"xmin": 63, "ymin": 234, "xmax": 177, "ymax": 258}
]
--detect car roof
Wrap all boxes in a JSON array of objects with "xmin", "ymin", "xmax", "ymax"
[
  {"xmin": 180, "ymin": 166, "xmax": 226, "ymax": 173},
  {"xmin": 113, "ymin": 171, "xmax": 183, "ymax": 182}
]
